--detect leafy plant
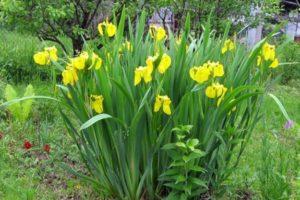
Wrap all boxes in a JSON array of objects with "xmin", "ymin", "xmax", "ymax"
[
  {"xmin": 33, "ymin": 9, "xmax": 284, "ymax": 199},
  {"xmin": 159, "ymin": 125, "xmax": 206, "ymax": 199},
  {"xmin": 4, "ymin": 84, "xmax": 34, "ymax": 121}
]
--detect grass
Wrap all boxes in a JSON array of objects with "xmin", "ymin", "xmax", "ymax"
[
  {"xmin": 0, "ymin": 80, "xmax": 299, "ymax": 199},
  {"xmin": 0, "ymin": 81, "xmax": 99, "ymax": 199},
  {"xmin": 227, "ymin": 80, "xmax": 300, "ymax": 199}
]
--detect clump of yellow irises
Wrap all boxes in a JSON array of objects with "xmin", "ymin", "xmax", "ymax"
[
  {"xmin": 189, "ymin": 61, "xmax": 224, "ymax": 84},
  {"xmin": 62, "ymin": 51, "xmax": 102, "ymax": 86},
  {"xmin": 33, "ymin": 23, "xmax": 280, "ymax": 118},
  {"xmin": 189, "ymin": 60, "xmax": 227, "ymax": 105},
  {"xmin": 134, "ymin": 53, "xmax": 171, "ymax": 86}
]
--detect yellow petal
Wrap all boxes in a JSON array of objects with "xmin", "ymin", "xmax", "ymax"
[
  {"xmin": 221, "ymin": 46, "xmax": 227, "ymax": 54},
  {"xmin": 156, "ymin": 27, "xmax": 166, "ymax": 41},
  {"xmin": 106, "ymin": 23, "xmax": 117, "ymax": 37},
  {"xmin": 213, "ymin": 64, "xmax": 224, "ymax": 77},
  {"xmin": 189, "ymin": 67, "xmax": 197, "ymax": 81},
  {"xmin": 195, "ymin": 66, "xmax": 210, "ymax": 84},
  {"xmin": 134, "ymin": 68, "xmax": 143, "ymax": 86},
  {"xmin": 44, "ymin": 46, "xmax": 58, "ymax": 61},
  {"xmin": 205, "ymin": 86, "xmax": 216, "ymax": 98},
  {"xmin": 92, "ymin": 53, "xmax": 102, "ymax": 70},
  {"xmin": 162, "ymin": 99, "xmax": 171, "ymax": 115},
  {"xmin": 91, "ymin": 95, "xmax": 104, "ymax": 113},
  {"xmin": 143, "ymin": 68, "xmax": 152, "ymax": 83},
  {"xmin": 270, "ymin": 58, "xmax": 279, "ymax": 68},
  {"xmin": 154, "ymin": 96, "xmax": 162, "ymax": 112},
  {"xmin": 98, "ymin": 23, "xmax": 104, "ymax": 35},
  {"xmin": 257, "ymin": 56, "xmax": 262, "ymax": 66},
  {"xmin": 158, "ymin": 53, "xmax": 171, "ymax": 74}
]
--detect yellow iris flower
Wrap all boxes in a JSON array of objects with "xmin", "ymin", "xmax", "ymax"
[
  {"xmin": 221, "ymin": 39, "xmax": 235, "ymax": 54},
  {"xmin": 90, "ymin": 95, "xmax": 104, "ymax": 114},
  {"xmin": 207, "ymin": 61, "xmax": 224, "ymax": 77},
  {"xmin": 257, "ymin": 42, "xmax": 279, "ymax": 68},
  {"xmin": 33, "ymin": 46, "xmax": 58, "ymax": 66},
  {"xmin": 34, "ymin": 51, "xmax": 50, "ymax": 66},
  {"xmin": 154, "ymin": 95, "xmax": 172, "ymax": 115},
  {"xmin": 44, "ymin": 46, "xmax": 58, "ymax": 61},
  {"xmin": 158, "ymin": 53, "xmax": 171, "ymax": 74},
  {"xmin": 119, "ymin": 41, "xmax": 133, "ymax": 53},
  {"xmin": 98, "ymin": 20, "xmax": 117, "ymax": 37},
  {"xmin": 205, "ymin": 82, "xmax": 227, "ymax": 99},
  {"xmin": 262, "ymin": 43, "xmax": 276, "ymax": 61},
  {"xmin": 189, "ymin": 65, "xmax": 211, "ymax": 84},
  {"xmin": 270, "ymin": 58, "xmax": 279, "ymax": 68},
  {"xmin": 70, "ymin": 52, "xmax": 88, "ymax": 70},
  {"xmin": 62, "ymin": 65, "xmax": 78, "ymax": 86},
  {"xmin": 149, "ymin": 25, "xmax": 166, "ymax": 41},
  {"xmin": 134, "ymin": 65, "xmax": 153, "ymax": 86},
  {"xmin": 91, "ymin": 53, "xmax": 103, "ymax": 70}
]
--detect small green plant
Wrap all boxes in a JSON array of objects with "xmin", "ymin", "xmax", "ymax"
[
  {"xmin": 160, "ymin": 125, "xmax": 206, "ymax": 199},
  {"xmin": 4, "ymin": 84, "xmax": 34, "ymax": 121}
]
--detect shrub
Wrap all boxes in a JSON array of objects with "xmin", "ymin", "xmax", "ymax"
[{"xmin": 35, "ymin": 11, "xmax": 282, "ymax": 199}]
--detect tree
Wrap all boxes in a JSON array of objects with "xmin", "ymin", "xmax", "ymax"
[
  {"xmin": 0, "ymin": 0, "xmax": 122, "ymax": 55},
  {"xmin": 0, "ymin": 0, "xmax": 281, "ymax": 54},
  {"xmin": 147, "ymin": 0, "xmax": 281, "ymax": 36}
]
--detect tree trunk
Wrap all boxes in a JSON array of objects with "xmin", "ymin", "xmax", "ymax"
[{"xmin": 72, "ymin": 37, "xmax": 84, "ymax": 55}]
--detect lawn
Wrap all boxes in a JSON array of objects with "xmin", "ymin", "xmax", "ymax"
[{"xmin": 0, "ymin": 80, "xmax": 298, "ymax": 199}]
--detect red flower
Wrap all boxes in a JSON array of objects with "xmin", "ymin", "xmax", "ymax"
[
  {"xmin": 43, "ymin": 144, "xmax": 50, "ymax": 153},
  {"xmin": 24, "ymin": 140, "xmax": 32, "ymax": 150}
]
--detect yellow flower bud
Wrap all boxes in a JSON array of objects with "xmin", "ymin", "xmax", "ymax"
[
  {"xmin": 222, "ymin": 39, "xmax": 235, "ymax": 54},
  {"xmin": 154, "ymin": 95, "xmax": 171, "ymax": 115}
]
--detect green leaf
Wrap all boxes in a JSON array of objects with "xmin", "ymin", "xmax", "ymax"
[
  {"xmin": 183, "ymin": 151, "xmax": 205, "ymax": 163},
  {"xmin": 190, "ymin": 178, "xmax": 207, "ymax": 188},
  {"xmin": 4, "ymin": 84, "xmax": 21, "ymax": 120},
  {"xmin": 79, "ymin": 114, "xmax": 113, "ymax": 131},
  {"xmin": 175, "ymin": 175, "xmax": 186, "ymax": 184},
  {"xmin": 0, "ymin": 96, "xmax": 58, "ymax": 109},
  {"xmin": 175, "ymin": 142, "xmax": 186, "ymax": 149},
  {"xmin": 268, "ymin": 93, "xmax": 291, "ymax": 121},
  {"xmin": 22, "ymin": 84, "xmax": 35, "ymax": 121},
  {"xmin": 186, "ymin": 139, "xmax": 199, "ymax": 150},
  {"xmin": 162, "ymin": 143, "xmax": 177, "ymax": 150}
]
